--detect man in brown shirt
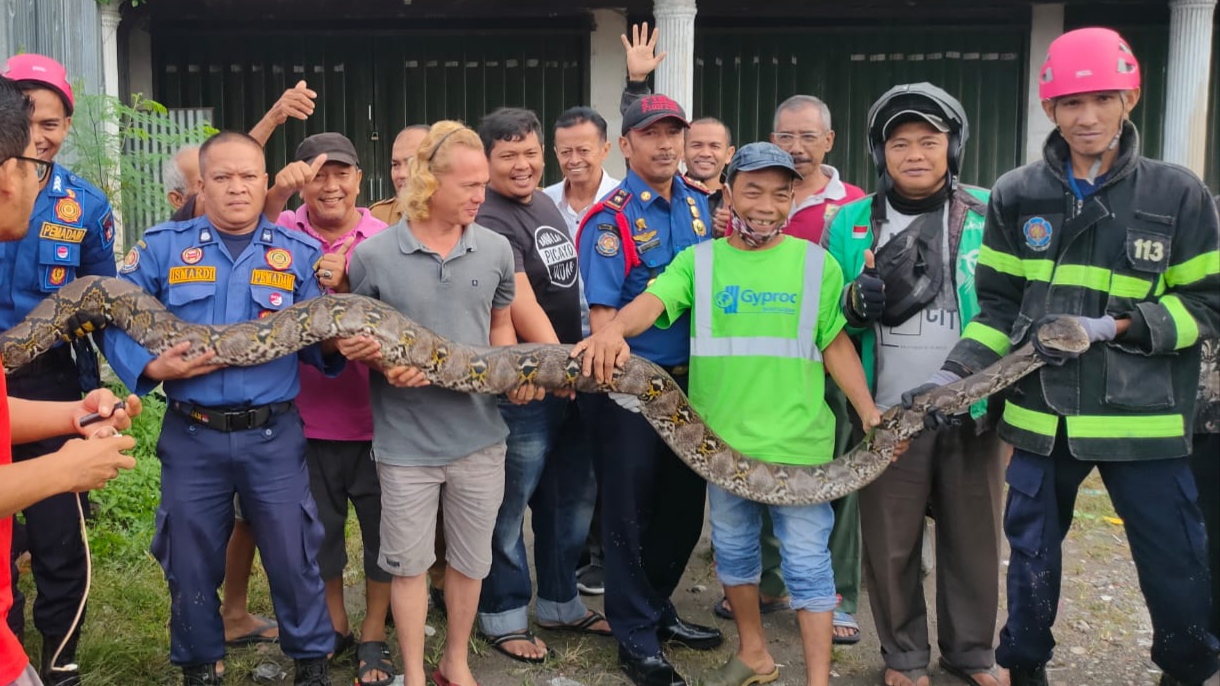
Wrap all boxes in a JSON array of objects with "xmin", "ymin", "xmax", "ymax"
[{"xmin": 369, "ymin": 125, "xmax": 429, "ymax": 225}]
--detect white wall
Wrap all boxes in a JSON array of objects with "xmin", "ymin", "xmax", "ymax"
[
  {"xmin": 1025, "ymin": 3, "xmax": 1064, "ymax": 164},
  {"xmin": 589, "ymin": 8, "xmax": 628, "ymax": 180}
]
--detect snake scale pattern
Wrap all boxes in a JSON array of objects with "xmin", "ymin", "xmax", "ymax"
[{"xmin": 0, "ymin": 276, "xmax": 1091, "ymax": 505}]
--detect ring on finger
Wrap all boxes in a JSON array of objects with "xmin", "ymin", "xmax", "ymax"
[{"xmin": 320, "ymin": 269, "xmax": 333, "ymax": 280}]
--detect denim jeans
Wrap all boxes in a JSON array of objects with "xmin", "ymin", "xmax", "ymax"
[
  {"xmin": 708, "ymin": 484, "xmax": 838, "ymax": 613},
  {"xmin": 477, "ymin": 395, "xmax": 597, "ymax": 636}
]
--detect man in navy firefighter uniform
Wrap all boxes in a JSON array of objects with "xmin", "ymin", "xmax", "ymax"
[
  {"xmin": 576, "ymin": 94, "xmax": 720, "ymax": 686},
  {"xmin": 0, "ymin": 53, "xmax": 117, "ymax": 684},
  {"xmin": 104, "ymin": 132, "xmax": 368, "ymax": 686}
]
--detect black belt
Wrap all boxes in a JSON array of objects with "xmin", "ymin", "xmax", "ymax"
[{"xmin": 171, "ymin": 401, "xmax": 293, "ymax": 432}]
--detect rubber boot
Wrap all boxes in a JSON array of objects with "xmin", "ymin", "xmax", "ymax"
[
  {"xmin": 182, "ymin": 663, "xmax": 223, "ymax": 686},
  {"xmin": 1009, "ymin": 665, "xmax": 1050, "ymax": 686},
  {"xmin": 40, "ymin": 634, "xmax": 81, "ymax": 686}
]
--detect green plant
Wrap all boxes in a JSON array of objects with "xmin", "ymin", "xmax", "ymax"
[
  {"xmin": 87, "ymin": 388, "xmax": 165, "ymax": 562},
  {"xmin": 61, "ymin": 88, "xmax": 216, "ymax": 250}
]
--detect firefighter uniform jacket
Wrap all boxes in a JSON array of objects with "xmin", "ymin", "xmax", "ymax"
[{"xmin": 947, "ymin": 122, "xmax": 1220, "ymax": 460}]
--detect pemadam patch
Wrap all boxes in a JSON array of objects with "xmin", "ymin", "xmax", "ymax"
[
  {"xmin": 54, "ymin": 196, "xmax": 82, "ymax": 224},
  {"xmin": 1023, "ymin": 217, "xmax": 1053, "ymax": 251},
  {"xmin": 265, "ymin": 248, "xmax": 293, "ymax": 271},
  {"xmin": 119, "ymin": 247, "xmax": 140, "ymax": 274},
  {"xmin": 181, "ymin": 247, "xmax": 203, "ymax": 264},
  {"xmin": 596, "ymin": 231, "xmax": 621, "ymax": 257}
]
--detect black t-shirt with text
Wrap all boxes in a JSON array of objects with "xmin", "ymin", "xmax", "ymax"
[{"xmin": 477, "ymin": 188, "xmax": 581, "ymax": 344}]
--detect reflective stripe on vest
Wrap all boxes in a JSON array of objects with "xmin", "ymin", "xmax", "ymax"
[{"xmin": 690, "ymin": 240, "xmax": 824, "ymax": 360}]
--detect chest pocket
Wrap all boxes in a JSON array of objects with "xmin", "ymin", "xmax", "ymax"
[
  {"xmin": 37, "ymin": 240, "xmax": 81, "ymax": 292},
  {"xmin": 167, "ymin": 284, "xmax": 217, "ymax": 323},
  {"xmin": 251, "ymin": 284, "xmax": 296, "ymax": 315}
]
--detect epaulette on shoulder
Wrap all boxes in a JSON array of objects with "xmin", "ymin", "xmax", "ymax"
[
  {"xmin": 604, "ymin": 188, "xmax": 632, "ymax": 211},
  {"xmin": 682, "ymin": 176, "xmax": 711, "ymax": 194}
]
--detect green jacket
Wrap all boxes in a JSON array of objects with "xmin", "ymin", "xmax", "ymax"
[{"xmin": 824, "ymin": 185, "xmax": 990, "ymax": 419}]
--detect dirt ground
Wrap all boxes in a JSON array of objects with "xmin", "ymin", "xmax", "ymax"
[{"xmin": 224, "ymin": 475, "xmax": 1167, "ymax": 686}]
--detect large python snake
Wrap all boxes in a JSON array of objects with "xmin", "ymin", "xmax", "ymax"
[{"xmin": 0, "ymin": 276, "xmax": 1090, "ymax": 505}]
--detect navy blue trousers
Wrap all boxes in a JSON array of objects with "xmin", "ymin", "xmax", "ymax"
[
  {"xmin": 585, "ymin": 375, "xmax": 707, "ymax": 658},
  {"xmin": 153, "ymin": 408, "xmax": 333, "ymax": 666},
  {"xmin": 998, "ymin": 439, "xmax": 1219, "ymax": 683},
  {"xmin": 6, "ymin": 354, "xmax": 89, "ymax": 658}
]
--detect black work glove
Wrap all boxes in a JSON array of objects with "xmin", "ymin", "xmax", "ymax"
[
  {"xmin": 900, "ymin": 368, "xmax": 962, "ymax": 431},
  {"xmin": 844, "ymin": 264, "xmax": 885, "ymax": 328}
]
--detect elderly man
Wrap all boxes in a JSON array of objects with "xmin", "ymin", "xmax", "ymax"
[
  {"xmin": 105, "ymin": 131, "xmax": 366, "ymax": 686},
  {"xmin": 369, "ymin": 124, "xmax": 430, "ymax": 226},
  {"xmin": 0, "ymin": 53, "xmax": 118, "ymax": 684},
  {"xmin": 0, "ymin": 74, "xmax": 141, "ymax": 686},
  {"xmin": 274, "ymin": 132, "xmax": 394, "ymax": 685}
]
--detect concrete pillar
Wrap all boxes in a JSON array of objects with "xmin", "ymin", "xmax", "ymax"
[
  {"xmin": 99, "ymin": 3, "xmax": 122, "ymax": 99},
  {"xmin": 1163, "ymin": 0, "xmax": 1216, "ymax": 176},
  {"xmin": 98, "ymin": 2, "xmax": 125, "ymax": 254},
  {"xmin": 589, "ymin": 8, "xmax": 628, "ymax": 179},
  {"xmin": 1024, "ymin": 3, "xmax": 1064, "ymax": 164},
  {"xmin": 653, "ymin": 0, "xmax": 697, "ymax": 115}
]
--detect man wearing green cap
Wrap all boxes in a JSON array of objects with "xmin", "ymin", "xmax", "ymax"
[{"xmin": 573, "ymin": 142, "xmax": 893, "ymax": 686}]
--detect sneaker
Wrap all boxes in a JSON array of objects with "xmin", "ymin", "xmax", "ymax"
[{"xmin": 576, "ymin": 563, "xmax": 605, "ymax": 595}]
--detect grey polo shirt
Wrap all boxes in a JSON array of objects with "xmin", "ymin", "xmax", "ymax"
[{"xmin": 348, "ymin": 219, "xmax": 515, "ymax": 466}]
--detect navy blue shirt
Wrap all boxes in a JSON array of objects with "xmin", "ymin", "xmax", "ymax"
[
  {"xmin": 578, "ymin": 170, "xmax": 710, "ymax": 365},
  {"xmin": 105, "ymin": 215, "xmax": 341, "ymax": 406},
  {"xmin": 0, "ymin": 163, "xmax": 116, "ymax": 330}
]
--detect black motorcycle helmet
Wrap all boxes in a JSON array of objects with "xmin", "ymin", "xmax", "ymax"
[{"xmin": 866, "ymin": 82, "xmax": 970, "ymax": 180}]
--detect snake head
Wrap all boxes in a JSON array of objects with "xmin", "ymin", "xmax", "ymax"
[{"xmin": 1035, "ymin": 315, "xmax": 1091, "ymax": 356}]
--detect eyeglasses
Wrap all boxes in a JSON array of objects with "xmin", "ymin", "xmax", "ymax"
[
  {"xmin": 3, "ymin": 155, "xmax": 51, "ymax": 183},
  {"xmin": 772, "ymin": 131, "xmax": 826, "ymax": 145}
]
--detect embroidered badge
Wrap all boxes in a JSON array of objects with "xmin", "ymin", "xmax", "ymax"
[
  {"xmin": 250, "ymin": 269, "xmax": 296, "ymax": 290},
  {"xmin": 1023, "ymin": 217, "xmax": 1053, "ymax": 251},
  {"xmin": 102, "ymin": 211, "xmax": 116, "ymax": 248},
  {"xmin": 596, "ymin": 232, "xmax": 621, "ymax": 257},
  {"xmin": 269, "ymin": 292, "xmax": 284, "ymax": 307},
  {"xmin": 54, "ymin": 196, "xmax": 82, "ymax": 224},
  {"xmin": 55, "ymin": 245, "xmax": 70, "ymax": 261},
  {"xmin": 265, "ymin": 248, "xmax": 293, "ymax": 270},
  {"xmin": 39, "ymin": 222, "xmax": 85, "ymax": 243},
  {"xmin": 168, "ymin": 266, "xmax": 218, "ymax": 284},
  {"xmin": 48, "ymin": 267, "xmax": 67, "ymax": 286},
  {"xmin": 851, "ymin": 225, "xmax": 869, "ymax": 239},
  {"xmin": 181, "ymin": 247, "xmax": 203, "ymax": 264},
  {"xmin": 120, "ymin": 248, "xmax": 140, "ymax": 274},
  {"xmin": 258, "ymin": 309, "xmax": 275, "ymax": 319}
]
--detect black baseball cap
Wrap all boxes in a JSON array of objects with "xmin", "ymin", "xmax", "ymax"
[
  {"xmin": 622, "ymin": 94, "xmax": 690, "ymax": 135},
  {"xmin": 295, "ymin": 132, "xmax": 360, "ymax": 167}
]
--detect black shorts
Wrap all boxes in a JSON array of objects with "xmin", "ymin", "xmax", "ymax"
[{"xmin": 304, "ymin": 439, "xmax": 390, "ymax": 583}]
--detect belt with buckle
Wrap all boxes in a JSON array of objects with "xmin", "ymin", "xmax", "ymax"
[{"xmin": 171, "ymin": 401, "xmax": 293, "ymax": 432}]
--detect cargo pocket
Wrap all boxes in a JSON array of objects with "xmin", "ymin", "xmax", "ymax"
[
  {"xmin": 37, "ymin": 240, "xmax": 80, "ymax": 292},
  {"xmin": 251, "ymin": 284, "xmax": 295, "ymax": 314},
  {"xmin": 1003, "ymin": 456, "xmax": 1047, "ymax": 556},
  {"xmin": 167, "ymin": 283, "xmax": 217, "ymax": 323},
  {"xmin": 1102, "ymin": 345, "xmax": 1174, "ymax": 411},
  {"xmin": 300, "ymin": 500, "xmax": 325, "ymax": 570}
]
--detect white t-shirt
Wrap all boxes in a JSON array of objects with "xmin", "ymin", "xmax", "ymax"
[
  {"xmin": 873, "ymin": 201, "xmax": 960, "ymax": 411},
  {"xmin": 544, "ymin": 170, "xmax": 620, "ymax": 337}
]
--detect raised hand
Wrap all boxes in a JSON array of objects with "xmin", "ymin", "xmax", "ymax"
[
  {"xmin": 620, "ymin": 22, "xmax": 667, "ymax": 82},
  {"xmin": 845, "ymin": 249, "xmax": 885, "ymax": 327},
  {"xmin": 266, "ymin": 80, "xmax": 317, "ymax": 127},
  {"xmin": 273, "ymin": 153, "xmax": 328, "ymax": 198},
  {"xmin": 315, "ymin": 235, "xmax": 355, "ymax": 292}
]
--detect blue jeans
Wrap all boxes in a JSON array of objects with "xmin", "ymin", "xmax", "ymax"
[
  {"xmin": 477, "ymin": 396, "xmax": 597, "ymax": 636},
  {"xmin": 708, "ymin": 484, "xmax": 838, "ymax": 613},
  {"xmin": 998, "ymin": 443, "xmax": 1219, "ymax": 683}
]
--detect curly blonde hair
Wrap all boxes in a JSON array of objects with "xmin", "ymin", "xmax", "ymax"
[{"xmin": 401, "ymin": 121, "xmax": 484, "ymax": 223}]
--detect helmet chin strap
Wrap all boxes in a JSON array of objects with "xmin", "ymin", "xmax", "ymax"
[
  {"xmin": 730, "ymin": 208, "xmax": 785, "ymax": 247},
  {"xmin": 1078, "ymin": 93, "xmax": 1128, "ymax": 185}
]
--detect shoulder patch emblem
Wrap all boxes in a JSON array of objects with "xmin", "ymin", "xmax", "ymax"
[
  {"xmin": 1023, "ymin": 217, "xmax": 1053, "ymax": 251},
  {"xmin": 54, "ymin": 196, "xmax": 82, "ymax": 224},
  {"xmin": 265, "ymin": 248, "xmax": 293, "ymax": 270},
  {"xmin": 181, "ymin": 247, "xmax": 203, "ymax": 264},
  {"xmin": 120, "ymin": 247, "xmax": 140, "ymax": 274},
  {"xmin": 596, "ymin": 231, "xmax": 621, "ymax": 257},
  {"xmin": 102, "ymin": 211, "xmax": 116, "ymax": 248}
]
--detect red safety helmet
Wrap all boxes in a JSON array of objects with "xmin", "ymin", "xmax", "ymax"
[
  {"xmin": 2, "ymin": 53, "xmax": 74, "ymax": 116},
  {"xmin": 1039, "ymin": 28, "xmax": 1140, "ymax": 101}
]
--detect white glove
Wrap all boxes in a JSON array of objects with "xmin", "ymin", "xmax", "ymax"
[{"xmin": 610, "ymin": 392, "xmax": 642, "ymax": 413}]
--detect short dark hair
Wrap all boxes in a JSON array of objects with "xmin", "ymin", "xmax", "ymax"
[
  {"xmin": 198, "ymin": 130, "xmax": 265, "ymax": 175},
  {"xmin": 0, "ymin": 77, "xmax": 33, "ymax": 161},
  {"xmin": 555, "ymin": 106, "xmax": 609, "ymax": 142},
  {"xmin": 478, "ymin": 107, "xmax": 543, "ymax": 156},
  {"xmin": 691, "ymin": 116, "xmax": 732, "ymax": 145}
]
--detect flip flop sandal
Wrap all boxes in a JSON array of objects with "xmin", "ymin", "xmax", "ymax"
[
  {"xmin": 482, "ymin": 630, "xmax": 552, "ymax": 664},
  {"xmin": 432, "ymin": 668, "xmax": 479, "ymax": 686},
  {"xmin": 938, "ymin": 658, "xmax": 1002, "ymax": 686},
  {"xmin": 832, "ymin": 610, "xmax": 861, "ymax": 645},
  {"xmin": 711, "ymin": 596, "xmax": 791, "ymax": 620},
  {"xmin": 224, "ymin": 614, "xmax": 279, "ymax": 647},
  {"xmin": 882, "ymin": 667, "xmax": 929, "ymax": 686},
  {"xmin": 538, "ymin": 609, "xmax": 613, "ymax": 637},
  {"xmin": 703, "ymin": 656, "xmax": 780, "ymax": 686},
  {"xmin": 355, "ymin": 641, "xmax": 396, "ymax": 686}
]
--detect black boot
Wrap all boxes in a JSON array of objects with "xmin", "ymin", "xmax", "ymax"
[
  {"xmin": 40, "ymin": 635, "xmax": 81, "ymax": 686},
  {"xmin": 1009, "ymin": 665, "xmax": 1050, "ymax": 686},
  {"xmin": 294, "ymin": 657, "xmax": 329, "ymax": 685},
  {"xmin": 182, "ymin": 663, "xmax": 223, "ymax": 686}
]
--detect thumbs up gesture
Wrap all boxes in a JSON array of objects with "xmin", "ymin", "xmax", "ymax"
[
  {"xmin": 315, "ymin": 234, "xmax": 355, "ymax": 292},
  {"xmin": 846, "ymin": 248, "xmax": 886, "ymax": 327},
  {"xmin": 268, "ymin": 80, "xmax": 317, "ymax": 126},
  {"xmin": 274, "ymin": 153, "xmax": 328, "ymax": 197}
]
